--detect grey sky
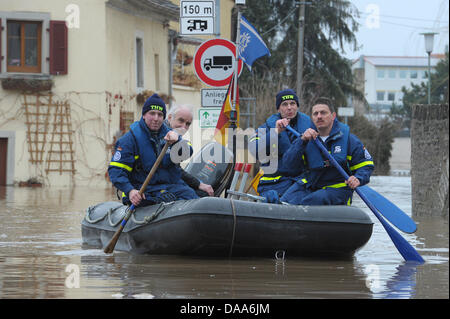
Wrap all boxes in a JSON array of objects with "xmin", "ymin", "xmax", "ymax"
[{"xmin": 339, "ymin": 0, "xmax": 449, "ymax": 59}]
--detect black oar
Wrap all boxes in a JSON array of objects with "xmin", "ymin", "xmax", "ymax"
[
  {"xmin": 104, "ymin": 142, "xmax": 170, "ymax": 254},
  {"xmin": 286, "ymin": 125, "xmax": 424, "ymax": 263}
]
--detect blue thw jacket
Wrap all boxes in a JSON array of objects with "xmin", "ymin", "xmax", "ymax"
[
  {"xmin": 108, "ymin": 118, "xmax": 193, "ymax": 198},
  {"xmin": 248, "ymin": 112, "xmax": 312, "ymax": 181},
  {"xmin": 282, "ymin": 119, "xmax": 374, "ymax": 190}
]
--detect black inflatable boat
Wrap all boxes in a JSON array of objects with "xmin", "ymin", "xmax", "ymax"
[
  {"xmin": 82, "ymin": 142, "xmax": 373, "ymax": 258},
  {"xmin": 82, "ymin": 197, "xmax": 373, "ymax": 258}
]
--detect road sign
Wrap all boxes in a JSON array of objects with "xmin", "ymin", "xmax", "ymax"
[
  {"xmin": 201, "ymin": 88, "xmax": 228, "ymax": 107},
  {"xmin": 181, "ymin": 1, "xmax": 214, "ymax": 17},
  {"xmin": 180, "ymin": 1, "xmax": 214, "ymax": 35},
  {"xmin": 180, "ymin": 18, "xmax": 214, "ymax": 35},
  {"xmin": 193, "ymin": 38, "xmax": 243, "ymax": 87},
  {"xmin": 338, "ymin": 107, "xmax": 355, "ymax": 117},
  {"xmin": 199, "ymin": 108, "xmax": 222, "ymax": 128}
]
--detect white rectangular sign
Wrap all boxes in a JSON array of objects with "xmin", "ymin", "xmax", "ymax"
[
  {"xmin": 181, "ymin": 1, "xmax": 214, "ymax": 17},
  {"xmin": 180, "ymin": 17, "xmax": 214, "ymax": 35},
  {"xmin": 338, "ymin": 107, "xmax": 355, "ymax": 117},
  {"xmin": 199, "ymin": 108, "xmax": 221, "ymax": 128},
  {"xmin": 180, "ymin": 1, "xmax": 215, "ymax": 35},
  {"xmin": 201, "ymin": 89, "xmax": 227, "ymax": 107}
]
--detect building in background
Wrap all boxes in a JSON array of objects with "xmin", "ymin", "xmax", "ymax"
[{"xmin": 351, "ymin": 54, "xmax": 444, "ymax": 121}]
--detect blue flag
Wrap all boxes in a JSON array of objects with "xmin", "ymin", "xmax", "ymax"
[{"xmin": 238, "ymin": 15, "xmax": 270, "ymax": 70}]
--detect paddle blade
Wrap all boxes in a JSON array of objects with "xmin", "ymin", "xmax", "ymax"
[
  {"xmin": 103, "ymin": 204, "xmax": 135, "ymax": 254},
  {"xmin": 359, "ymin": 185, "xmax": 417, "ymax": 234},
  {"xmin": 375, "ymin": 209, "xmax": 425, "ymax": 264},
  {"xmin": 356, "ymin": 188, "xmax": 425, "ymax": 264},
  {"xmin": 103, "ymin": 224, "xmax": 124, "ymax": 254}
]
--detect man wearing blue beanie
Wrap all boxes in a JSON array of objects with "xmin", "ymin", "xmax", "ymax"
[
  {"xmin": 248, "ymin": 89, "xmax": 311, "ymax": 202},
  {"xmin": 142, "ymin": 93, "xmax": 167, "ymax": 118},
  {"xmin": 108, "ymin": 93, "xmax": 199, "ymax": 207}
]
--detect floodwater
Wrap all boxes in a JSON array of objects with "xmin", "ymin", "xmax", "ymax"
[{"xmin": 0, "ymin": 176, "xmax": 448, "ymax": 301}]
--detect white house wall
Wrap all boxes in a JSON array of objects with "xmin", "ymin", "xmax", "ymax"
[{"xmin": 0, "ymin": 0, "xmax": 172, "ymax": 187}]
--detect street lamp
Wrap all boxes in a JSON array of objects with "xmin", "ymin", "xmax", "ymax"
[{"xmin": 421, "ymin": 32, "xmax": 437, "ymax": 104}]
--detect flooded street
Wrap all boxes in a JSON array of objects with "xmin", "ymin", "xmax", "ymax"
[{"xmin": 0, "ymin": 176, "xmax": 448, "ymax": 299}]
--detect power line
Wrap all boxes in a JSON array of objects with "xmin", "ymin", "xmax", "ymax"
[
  {"xmin": 354, "ymin": 16, "xmax": 448, "ymax": 31},
  {"xmin": 260, "ymin": 9, "xmax": 297, "ymax": 36},
  {"xmin": 356, "ymin": 10, "xmax": 449, "ymax": 24}
]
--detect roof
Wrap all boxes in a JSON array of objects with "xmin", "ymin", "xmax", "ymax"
[
  {"xmin": 144, "ymin": 0, "xmax": 179, "ymax": 17},
  {"xmin": 353, "ymin": 55, "xmax": 443, "ymax": 68},
  {"xmin": 107, "ymin": 0, "xmax": 179, "ymax": 22}
]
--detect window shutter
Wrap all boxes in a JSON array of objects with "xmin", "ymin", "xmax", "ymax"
[{"xmin": 49, "ymin": 20, "xmax": 68, "ymax": 75}]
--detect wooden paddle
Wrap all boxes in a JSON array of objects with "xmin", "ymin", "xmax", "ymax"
[
  {"xmin": 286, "ymin": 125, "xmax": 424, "ymax": 263},
  {"xmin": 104, "ymin": 142, "xmax": 170, "ymax": 254}
]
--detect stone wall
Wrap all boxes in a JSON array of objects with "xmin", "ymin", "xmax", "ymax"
[{"xmin": 411, "ymin": 104, "xmax": 449, "ymax": 217}]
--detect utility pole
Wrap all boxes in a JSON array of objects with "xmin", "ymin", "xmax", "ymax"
[{"xmin": 296, "ymin": 2, "xmax": 306, "ymax": 100}]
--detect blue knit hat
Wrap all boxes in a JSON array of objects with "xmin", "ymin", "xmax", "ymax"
[
  {"xmin": 142, "ymin": 93, "xmax": 167, "ymax": 118},
  {"xmin": 276, "ymin": 89, "xmax": 299, "ymax": 109}
]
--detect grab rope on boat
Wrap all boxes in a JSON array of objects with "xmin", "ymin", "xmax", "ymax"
[
  {"xmin": 85, "ymin": 204, "xmax": 124, "ymax": 224},
  {"xmin": 130, "ymin": 202, "xmax": 167, "ymax": 225},
  {"xmin": 85, "ymin": 202, "xmax": 168, "ymax": 226}
]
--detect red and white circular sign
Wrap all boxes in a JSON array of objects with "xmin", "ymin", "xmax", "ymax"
[{"xmin": 193, "ymin": 38, "xmax": 243, "ymax": 87}]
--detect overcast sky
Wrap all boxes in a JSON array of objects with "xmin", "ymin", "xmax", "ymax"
[{"xmin": 339, "ymin": 0, "xmax": 449, "ymax": 59}]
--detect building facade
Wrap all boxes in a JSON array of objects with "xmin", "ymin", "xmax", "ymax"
[
  {"xmin": 352, "ymin": 54, "xmax": 443, "ymax": 116},
  {"xmin": 0, "ymin": 0, "xmax": 237, "ymax": 187}
]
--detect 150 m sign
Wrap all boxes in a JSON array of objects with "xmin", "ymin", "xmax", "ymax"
[
  {"xmin": 180, "ymin": 1, "xmax": 215, "ymax": 35},
  {"xmin": 181, "ymin": 1, "xmax": 214, "ymax": 16}
]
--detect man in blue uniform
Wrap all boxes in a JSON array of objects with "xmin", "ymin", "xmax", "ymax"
[
  {"xmin": 248, "ymin": 89, "xmax": 311, "ymax": 202},
  {"xmin": 280, "ymin": 98, "xmax": 374, "ymax": 205},
  {"xmin": 108, "ymin": 94, "xmax": 198, "ymax": 207}
]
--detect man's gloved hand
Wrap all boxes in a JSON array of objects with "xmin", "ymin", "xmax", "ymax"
[{"xmin": 264, "ymin": 190, "xmax": 281, "ymax": 204}]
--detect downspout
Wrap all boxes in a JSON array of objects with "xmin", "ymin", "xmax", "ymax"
[{"xmin": 168, "ymin": 29, "xmax": 178, "ymax": 109}]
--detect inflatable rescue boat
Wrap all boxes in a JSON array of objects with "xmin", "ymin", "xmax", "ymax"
[{"xmin": 82, "ymin": 142, "xmax": 373, "ymax": 258}]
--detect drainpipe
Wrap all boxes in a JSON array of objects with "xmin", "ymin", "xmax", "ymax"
[{"xmin": 168, "ymin": 29, "xmax": 178, "ymax": 109}]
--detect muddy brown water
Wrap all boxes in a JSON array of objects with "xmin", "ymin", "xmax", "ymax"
[{"xmin": 0, "ymin": 176, "xmax": 448, "ymax": 300}]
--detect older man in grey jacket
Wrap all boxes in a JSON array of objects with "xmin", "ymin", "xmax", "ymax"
[{"xmin": 165, "ymin": 104, "xmax": 214, "ymax": 197}]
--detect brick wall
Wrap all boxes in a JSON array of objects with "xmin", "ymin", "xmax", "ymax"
[{"xmin": 411, "ymin": 104, "xmax": 449, "ymax": 217}]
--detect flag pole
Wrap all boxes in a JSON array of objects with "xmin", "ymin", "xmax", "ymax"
[
  {"xmin": 233, "ymin": 10, "xmax": 241, "ymax": 113},
  {"xmin": 229, "ymin": 8, "xmax": 242, "ymax": 164}
]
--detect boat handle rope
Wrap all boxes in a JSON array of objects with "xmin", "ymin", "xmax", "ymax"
[
  {"xmin": 130, "ymin": 202, "xmax": 167, "ymax": 225},
  {"xmin": 85, "ymin": 202, "xmax": 168, "ymax": 226},
  {"xmin": 85, "ymin": 205, "xmax": 123, "ymax": 224}
]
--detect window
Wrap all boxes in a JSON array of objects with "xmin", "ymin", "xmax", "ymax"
[
  {"xmin": 410, "ymin": 70, "xmax": 418, "ymax": 79},
  {"xmin": 120, "ymin": 111, "xmax": 135, "ymax": 134},
  {"xmin": 387, "ymin": 92, "xmax": 395, "ymax": 102},
  {"xmin": 377, "ymin": 69, "xmax": 385, "ymax": 78},
  {"xmin": 421, "ymin": 70, "xmax": 428, "ymax": 79},
  {"xmin": 388, "ymin": 69, "xmax": 396, "ymax": 79},
  {"xmin": 399, "ymin": 69, "xmax": 407, "ymax": 79},
  {"xmin": 7, "ymin": 20, "xmax": 42, "ymax": 73},
  {"xmin": 0, "ymin": 13, "xmax": 67, "ymax": 75},
  {"xmin": 136, "ymin": 37, "xmax": 144, "ymax": 89},
  {"xmin": 376, "ymin": 91, "xmax": 385, "ymax": 101}
]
